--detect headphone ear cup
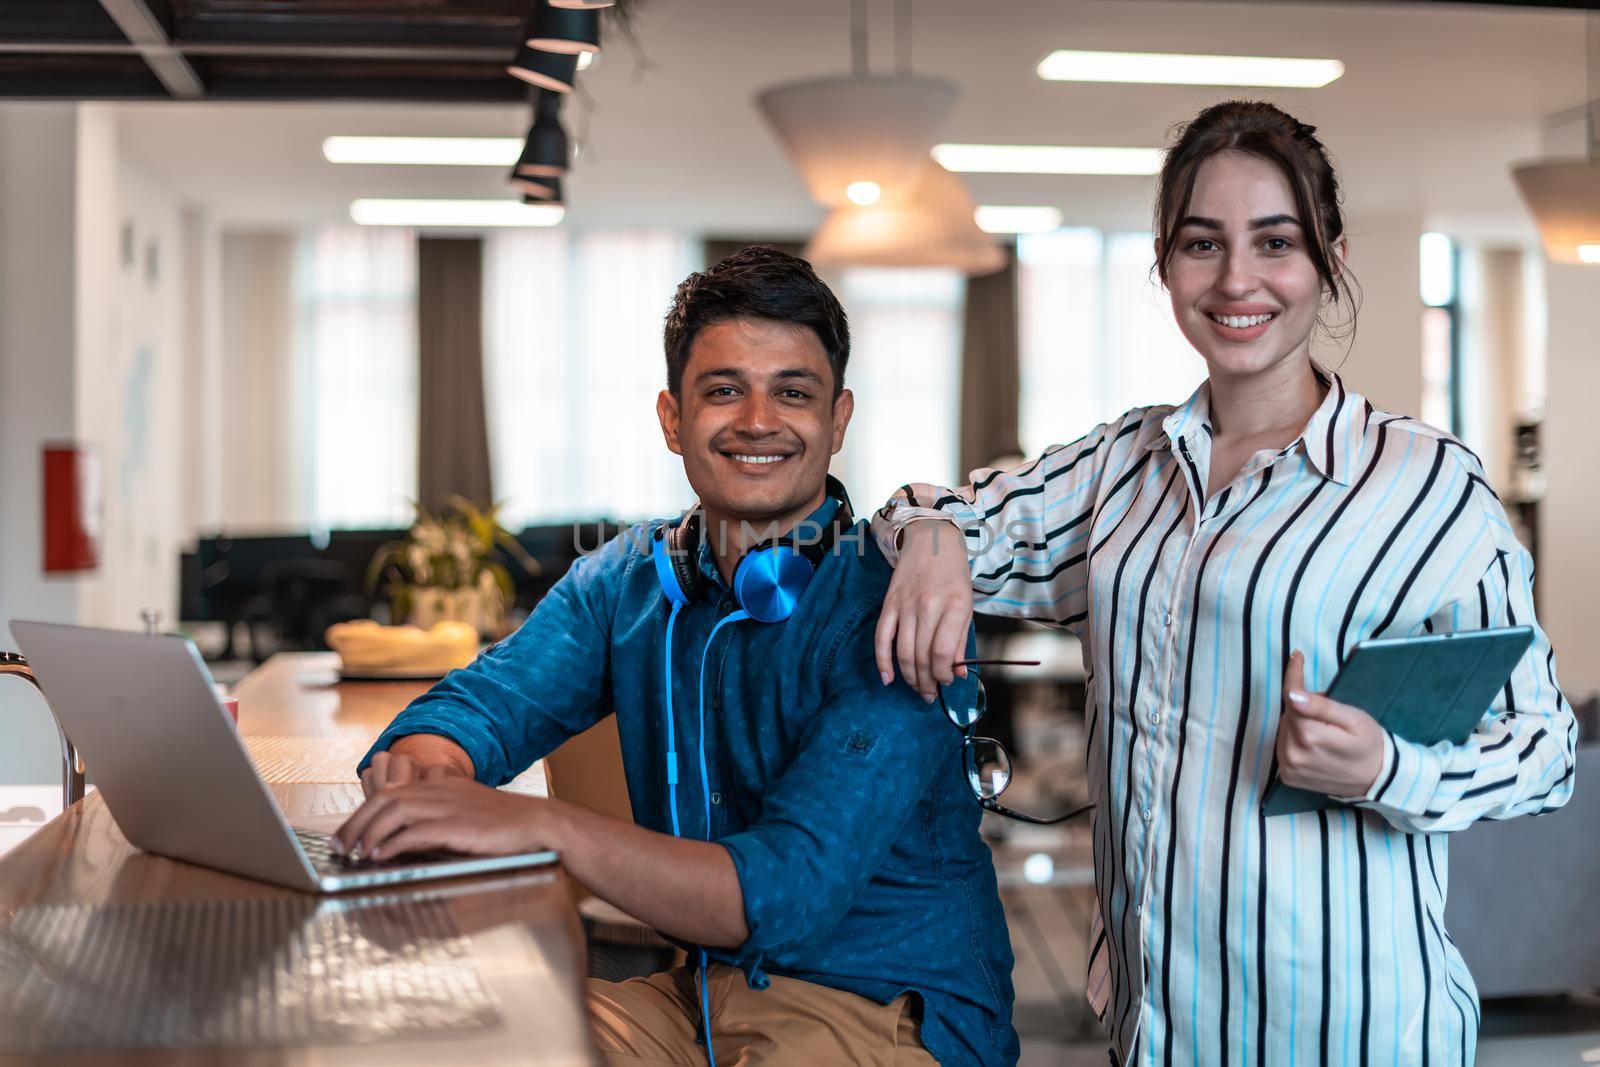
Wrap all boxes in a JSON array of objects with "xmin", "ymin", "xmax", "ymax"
[
  {"xmin": 732, "ymin": 542, "xmax": 815, "ymax": 623},
  {"xmin": 652, "ymin": 524, "xmax": 690, "ymax": 608},
  {"xmin": 669, "ymin": 514, "xmax": 705, "ymax": 604}
]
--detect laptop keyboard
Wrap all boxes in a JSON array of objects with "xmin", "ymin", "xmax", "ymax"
[{"xmin": 292, "ymin": 826, "xmax": 458, "ymax": 875}]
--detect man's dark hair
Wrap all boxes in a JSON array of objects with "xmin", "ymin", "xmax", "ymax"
[{"xmin": 663, "ymin": 246, "xmax": 850, "ymax": 398}]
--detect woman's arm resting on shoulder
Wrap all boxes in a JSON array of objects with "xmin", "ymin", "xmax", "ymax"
[
  {"xmin": 870, "ymin": 418, "xmax": 1135, "ymax": 700},
  {"xmin": 874, "ymin": 517, "xmax": 973, "ymax": 702}
]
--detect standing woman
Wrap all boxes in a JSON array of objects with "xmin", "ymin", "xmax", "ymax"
[{"xmin": 871, "ymin": 100, "xmax": 1575, "ymax": 1066}]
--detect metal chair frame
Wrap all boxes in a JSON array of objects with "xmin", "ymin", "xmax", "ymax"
[{"xmin": 0, "ymin": 651, "xmax": 87, "ymax": 812}]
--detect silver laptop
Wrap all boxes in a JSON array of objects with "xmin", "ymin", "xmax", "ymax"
[{"xmin": 11, "ymin": 620, "xmax": 558, "ymax": 893}]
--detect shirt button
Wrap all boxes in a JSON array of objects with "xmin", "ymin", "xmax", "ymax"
[
  {"xmin": 711, "ymin": 792, "xmax": 723, "ymax": 805},
  {"xmin": 1142, "ymin": 807, "xmax": 1153, "ymax": 821},
  {"xmin": 1149, "ymin": 712, "xmax": 1160, "ymax": 726},
  {"xmin": 1161, "ymin": 611, "xmax": 1173, "ymax": 627},
  {"xmin": 1135, "ymin": 904, "xmax": 1143, "ymax": 916}
]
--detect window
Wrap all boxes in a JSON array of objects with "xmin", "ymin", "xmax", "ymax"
[
  {"xmin": 1017, "ymin": 229, "xmax": 1205, "ymax": 457},
  {"xmin": 292, "ymin": 226, "xmax": 418, "ymax": 529},
  {"xmin": 483, "ymin": 229, "xmax": 696, "ymax": 526},
  {"xmin": 1419, "ymin": 231, "xmax": 1461, "ymax": 434},
  {"xmin": 833, "ymin": 267, "xmax": 965, "ymax": 511}
]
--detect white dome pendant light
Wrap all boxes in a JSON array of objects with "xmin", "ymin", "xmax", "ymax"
[
  {"xmin": 755, "ymin": 0, "xmax": 957, "ymax": 209},
  {"xmin": 1512, "ymin": 14, "xmax": 1600, "ymax": 266}
]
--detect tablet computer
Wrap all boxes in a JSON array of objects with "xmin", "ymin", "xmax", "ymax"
[{"xmin": 1263, "ymin": 625, "xmax": 1535, "ymax": 816}]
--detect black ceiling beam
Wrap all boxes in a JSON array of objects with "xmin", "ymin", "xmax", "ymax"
[
  {"xmin": 0, "ymin": 52, "xmax": 168, "ymax": 98},
  {"xmin": 0, "ymin": 1, "xmax": 131, "ymax": 42},
  {"xmin": 166, "ymin": 1, "xmax": 525, "ymax": 49},
  {"xmin": 96, "ymin": 0, "xmax": 205, "ymax": 98},
  {"xmin": 0, "ymin": 40, "xmax": 510, "ymax": 61}
]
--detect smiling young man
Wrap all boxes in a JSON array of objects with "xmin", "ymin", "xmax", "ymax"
[{"xmin": 335, "ymin": 247, "xmax": 1018, "ymax": 1066}]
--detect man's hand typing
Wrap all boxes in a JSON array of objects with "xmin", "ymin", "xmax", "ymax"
[
  {"xmin": 359, "ymin": 733, "xmax": 475, "ymax": 797},
  {"xmin": 332, "ymin": 776, "xmax": 547, "ymax": 862}
]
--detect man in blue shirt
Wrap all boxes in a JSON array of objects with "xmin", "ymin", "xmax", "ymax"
[{"xmin": 334, "ymin": 247, "xmax": 1017, "ymax": 1066}]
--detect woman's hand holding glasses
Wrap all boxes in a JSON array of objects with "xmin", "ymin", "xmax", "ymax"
[
  {"xmin": 876, "ymin": 519, "xmax": 974, "ymax": 702},
  {"xmin": 938, "ymin": 660, "xmax": 1094, "ymax": 826}
]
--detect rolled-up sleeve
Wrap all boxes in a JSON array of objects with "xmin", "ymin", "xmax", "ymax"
[
  {"xmin": 358, "ymin": 531, "xmax": 627, "ymax": 786},
  {"xmin": 1352, "ymin": 477, "xmax": 1576, "ymax": 834},
  {"xmin": 718, "ymin": 602, "xmax": 967, "ymax": 961}
]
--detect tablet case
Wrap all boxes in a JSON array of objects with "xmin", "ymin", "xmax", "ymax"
[{"xmin": 1263, "ymin": 625, "xmax": 1535, "ymax": 816}]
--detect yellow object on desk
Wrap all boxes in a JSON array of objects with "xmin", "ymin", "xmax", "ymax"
[{"xmin": 325, "ymin": 619, "xmax": 480, "ymax": 675}]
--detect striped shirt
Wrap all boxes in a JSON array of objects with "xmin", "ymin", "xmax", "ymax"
[{"xmin": 872, "ymin": 369, "xmax": 1576, "ymax": 1066}]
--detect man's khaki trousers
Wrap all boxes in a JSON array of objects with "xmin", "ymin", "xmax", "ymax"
[{"xmin": 587, "ymin": 963, "xmax": 940, "ymax": 1066}]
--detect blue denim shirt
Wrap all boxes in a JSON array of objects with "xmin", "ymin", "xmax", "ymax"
[{"xmin": 362, "ymin": 503, "xmax": 1018, "ymax": 1067}]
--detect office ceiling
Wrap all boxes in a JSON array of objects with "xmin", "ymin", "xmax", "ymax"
[
  {"xmin": 0, "ymin": 0, "xmax": 1591, "ymax": 102},
  {"xmin": 0, "ymin": 1, "xmax": 533, "ymax": 100}
]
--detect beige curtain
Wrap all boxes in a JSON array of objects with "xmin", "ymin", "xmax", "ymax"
[
  {"xmin": 959, "ymin": 243, "xmax": 1021, "ymax": 477},
  {"xmin": 418, "ymin": 236, "xmax": 493, "ymax": 513}
]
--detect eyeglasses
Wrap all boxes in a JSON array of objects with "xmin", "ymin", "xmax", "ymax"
[{"xmin": 937, "ymin": 660, "xmax": 1095, "ymax": 826}]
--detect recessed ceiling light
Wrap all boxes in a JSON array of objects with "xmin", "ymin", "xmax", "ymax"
[
  {"xmin": 349, "ymin": 198, "xmax": 565, "ymax": 227},
  {"xmin": 933, "ymin": 143, "xmax": 1161, "ymax": 176},
  {"xmin": 1038, "ymin": 49, "xmax": 1344, "ymax": 88},
  {"xmin": 976, "ymin": 206, "xmax": 1063, "ymax": 235},
  {"xmin": 322, "ymin": 136, "xmax": 521, "ymax": 166},
  {"xmin": 846, "ymin": 181, "xmax": 882, "ymax": 206}
]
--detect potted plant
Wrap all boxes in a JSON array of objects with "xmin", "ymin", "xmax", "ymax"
[{"xmin": 366, "ymin": 497, "xmax": 538, "ymax": 639}]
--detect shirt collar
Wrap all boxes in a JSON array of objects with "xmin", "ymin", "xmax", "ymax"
[
  {"xmin": 1146, "ymin": 365, "xmax": 1363, "ymax": 486},
  {"xmin": 1298, "ymin": 367, "xmax": 1364, "ymax": 486},
  {"xmin": 695, "ymin": 494, "xmax": 843, "ymax": 588},
  {"xmin": 1148, "ymin": 378, "xmax": 1214, "ymax": 454}
]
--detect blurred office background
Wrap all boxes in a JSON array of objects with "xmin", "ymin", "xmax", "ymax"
[{"xmin": 0, "ymin": 2, "xmax": 1597, "ymax": 1061}]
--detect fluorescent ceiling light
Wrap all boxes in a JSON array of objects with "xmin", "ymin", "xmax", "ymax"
[
  {"xmin": 349, "ymin": 198, "xmax": 565, "ymax": 227},
  {"xmin": 934, "ymin": 143, "xmax": 1161, "ymax": 176},
  {"xmin": 1578, "ymin": 243, "xmax": 1600, "ymax": 265},
  {"xmin": 976, "ymin": 205, "xmax": 1063, "ymax": 235},
  {"xmin": 323, "ymin": 136, "xmax": 520, "ymax": 166},
  {"xmin": 1038, "ymin": 49, "xmax": 1343, "ymax": 88}
]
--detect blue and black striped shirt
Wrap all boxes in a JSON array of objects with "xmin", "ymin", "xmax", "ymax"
[{"xmin": 875, "ymin": 369, "xmax": 1575, "ymax": 1066}]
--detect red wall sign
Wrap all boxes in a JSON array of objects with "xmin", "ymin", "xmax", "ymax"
[{"xmin": 42, "ymin": 444, "xmax": 100, "ymax": 574}]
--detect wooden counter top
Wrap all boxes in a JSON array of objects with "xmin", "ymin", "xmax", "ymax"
[{"xmin": 0, "ymin": 652, "xmax": 594, "ymax": 1066}]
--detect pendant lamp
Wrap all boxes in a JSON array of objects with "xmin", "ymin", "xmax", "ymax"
[
  {"xmin": 521, "ymin": 183, "xmax": 566, "ymax": 206},
  {"xmin": 1512, "ymin": 159, "xmax": 1600, "ymax": 265},
  {"xmin": 520, "ymin": 176, "xmax": 564, "ymax": 204},
  {"xmin": 508, "ymin": 41, "xmax": 579, "ymax": 92},
  {"xmin": 1513, "ymin": 15, "xmax": 1600, "ymax": 265},
  {"xmin": 527, "ymin": 1, "xmax": 601, "ymax": 55},
  {"xmin": 755, "ymin": 0, "xmax": 958, "ymax": 208},
  {"xmin": 513, "ymin": 91, "xmax": 568, "ymax": 178},
  {"xmin": 805, "ymin": 161, "xmax": 1004, "ymax": 276},
  {"xmin": 757, "ymin": 74, "xmax": 958, "ymax": 207}
]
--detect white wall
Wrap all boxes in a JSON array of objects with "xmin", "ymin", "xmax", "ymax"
[
  {"xmin": 0, "ymin": 104, "xmax": 193, "ymax": 785},
  {"xmin": 1539, "ymin": 260, "xmax": 1600, "ymax": 697},
  {"xmin": 0, "ymin": 104, "xmax": 87, "ymax": 787},
  {"xmin": 219, "ymin": 231, "xmax": 299, "ymax": 531},
  {"xmin": 1324, "ymin": 212, "xmax": 1424, "ymax": 419},
  {"xmin": 181, "ymin": 206, "xmax": 224, "ymax": 535},
  {"xmin": 74, "ymin": 110, "xmax": 188, "ymax": 632},
  {"xmin": 0, "ymin": 105, "xmax": 85, "ymax": 638}
]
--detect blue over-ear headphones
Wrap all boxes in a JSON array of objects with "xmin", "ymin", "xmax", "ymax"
[
  {"xmin": 648, "ymin": 475, "xmax": 853, "ymax": 1065},
  {"xmin": 651, "ymin": 474, "xmax": 854, "ymax": 622}
]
